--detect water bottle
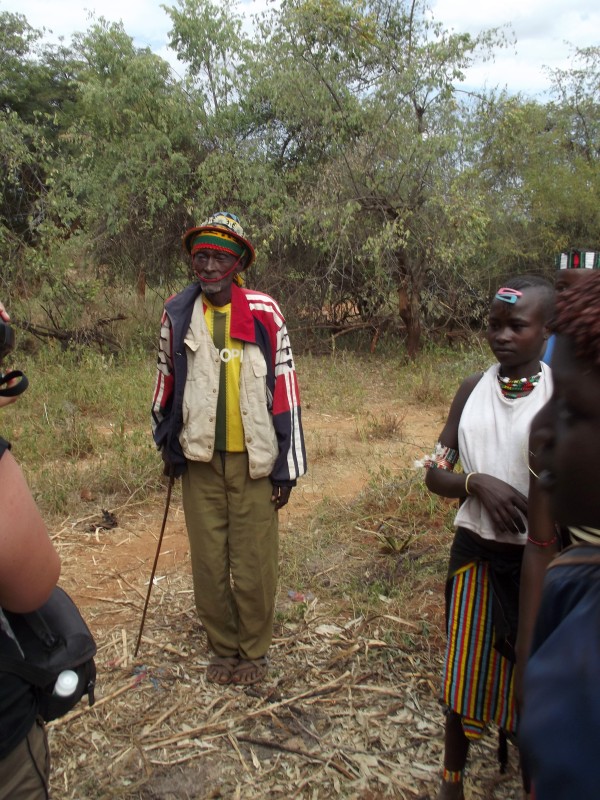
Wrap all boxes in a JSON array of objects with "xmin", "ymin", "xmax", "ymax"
[{"xmin": 53, "ymin": 669, "xmax": 79, "ymax": 697}]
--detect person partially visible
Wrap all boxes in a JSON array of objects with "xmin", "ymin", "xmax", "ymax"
[
  {"xmin": 152, "ymin": 212, "xmax": 306, "ymax": 686},
  {"xmin": 0, "ymin": 302, "xmax": 18, "ymax": 409},
  {"xmin": 519, "ymin": 273, "xmax": 600, "ymax": 799},
  {"xmin": 422, "ymin": 276, "xmax": 554, "ymax": 800},
  {"xmin": 515, "ymin": 251, "xmax": 599, "ymax": 705},
  {"xmin": 541, "ymin": 248, "xmax": 599, "ymax": 365},
  {"xmin": 513, "ymin": 399, "xmax": 559, "ymax": 710},
  {"xmin": 0, "ymin": 300, "xmax": 62, "ymax": 799}
]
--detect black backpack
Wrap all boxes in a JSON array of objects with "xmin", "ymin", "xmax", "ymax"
[{"xmin": 0, "ymin": 587, "xmax": 97, "ymax": 722}]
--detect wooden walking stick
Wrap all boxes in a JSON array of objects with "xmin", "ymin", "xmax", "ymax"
[{"xmin": 134, "ymin": 467, "xmax": 175, "ymax": 657}]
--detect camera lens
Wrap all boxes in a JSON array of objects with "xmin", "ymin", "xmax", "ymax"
[{"xmin": 0, "ymin": 320, "xmax": 14, "ymax": 358}]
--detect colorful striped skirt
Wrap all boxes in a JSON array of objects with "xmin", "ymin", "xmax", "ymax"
[{"xmin": 441, "ymin": 560, "xmax": 517, "ymax": 737}]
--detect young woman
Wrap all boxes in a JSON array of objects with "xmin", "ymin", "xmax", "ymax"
[
  {"xmin": 519, "ymin": 273, "xmax": 600, "ymax": 799},
  {"xmin": 423, "ymin": 276, "xmax": 554, "ymax": 800}
]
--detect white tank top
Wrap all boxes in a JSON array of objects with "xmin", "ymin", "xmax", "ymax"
[{"xmin": 455, "ymin": 362, "xmax": 553, "ymax": 545}]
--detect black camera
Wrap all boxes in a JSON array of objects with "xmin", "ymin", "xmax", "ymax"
[
  {"xmin": 0, "ymin": 319, "xmax": 28, "ymax": 397},
  {"xmin": 0, "ymin": 320, "xmax": 15, "ymax": 365}
]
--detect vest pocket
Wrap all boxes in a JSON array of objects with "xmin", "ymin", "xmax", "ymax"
[
  {"xmin": 184, "ymin": 335, "xmax": 219, "ymax": 386},
  {"xmin": 241, "ymin": 347, "xmax": 277, "ymax": 476},
  {"xmin": 249, "ymin": 352, "xmax": 267, "ymax": 377},
  {"xmin": 247, "ymin": 348, "xmax": 271, "ymax": 408}
]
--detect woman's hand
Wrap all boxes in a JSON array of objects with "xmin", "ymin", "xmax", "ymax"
[{"xmin": 467, "ymin": 473, "xmax": 528, "ymax": 536}]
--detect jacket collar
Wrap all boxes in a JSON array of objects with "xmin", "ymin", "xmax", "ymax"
[
  {"xmin": 167, "ymin": 282, "xmax": 256, "ymax": 344},
  {"xmin": 227, "ymin": 284, "xmax": 256, "ymax": 343}
]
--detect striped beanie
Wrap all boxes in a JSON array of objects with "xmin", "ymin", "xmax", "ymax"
[
  {"xmin": 182, "ymin": 211, "xmax": 255, "ymax": 271},
  {"xmin": 190, "ymin": 229, "xmax": 246, "ymax": 258}
]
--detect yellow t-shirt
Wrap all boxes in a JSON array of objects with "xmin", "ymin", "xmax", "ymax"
[{"xmin": 203, "ymin": 297, "xmax": 245, "ymax": 452}]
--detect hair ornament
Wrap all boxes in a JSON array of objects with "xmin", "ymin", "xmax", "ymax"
[{"xmin": 495, "ymin": 287, "xmax": 523, "ymax": 304}]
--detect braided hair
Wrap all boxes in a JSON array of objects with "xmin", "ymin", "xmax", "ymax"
[{"xmin": 554, "ymin": 272, "xmax": 600, "ymax": 369}]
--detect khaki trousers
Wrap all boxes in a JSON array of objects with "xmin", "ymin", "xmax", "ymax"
[
  {"xmin": 0, "ymin": 719, "xmax": 50, "ymax": 800},
  {"xmin": 182, "ymin": 452, "xmax": 279, "ymax": 660}
]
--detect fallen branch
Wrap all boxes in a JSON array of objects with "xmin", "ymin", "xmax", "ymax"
[
  {"xmin": 141, "ymin": 671, "xmax": 354, "ymax": 750},
  {"xmin": 236, "ymin": 735, "xmax": 356, "ymax": 779},
  {"xmin": 18, "ymin": 317, "xmax": 125, "ymax": 355}
]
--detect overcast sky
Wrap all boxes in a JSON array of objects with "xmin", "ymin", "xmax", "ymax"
[{"xmin": 1, "ymin": 0, "xmax": 598, "ymax": 97}]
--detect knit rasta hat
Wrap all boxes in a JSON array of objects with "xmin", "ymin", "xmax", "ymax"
[
  {"xmin": 182, "ymin": 211, "xmax": 255, "ymax": 270},
  {"xmin": 555, "ymin": 249, "xmax": 600, "ymax": 270}
]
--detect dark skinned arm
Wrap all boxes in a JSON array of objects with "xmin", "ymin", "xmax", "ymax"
[
  {"xmin": 271, "ymin": 484, "xmax": 292, "ymax": 510},
  {"xmin": 425, "ymin": 374, "xmax": 480, "ymax": 498},
  {"xmin": 425, "ymin": 372, "xmax": 529, "ymax": 536},
  {"xmin": 515, "ymin": 405, "xmax": 560, "ymax": 709}
]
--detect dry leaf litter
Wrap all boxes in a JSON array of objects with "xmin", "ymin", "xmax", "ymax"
[{"xmin": 46, "ymin": 494, "xmax": 525, "ymax": 800}]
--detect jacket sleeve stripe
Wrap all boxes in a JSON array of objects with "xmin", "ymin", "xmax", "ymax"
[
  {"xmin": 284, "ymin": 370, "xmax": 306, "ymax": 477},
  {"xmin": 151, "ymin": 315, "xmax": 174, "ymax": 442},
  {"xmin": 246, "ymin": 296, "xmax": 285, "ymax": 329}
]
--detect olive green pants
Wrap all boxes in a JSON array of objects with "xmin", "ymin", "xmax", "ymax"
[
  {"xmin": 182, "ymin": 452, "xmax": 278, "ymax": 661},
  {"xmin": 0, "ymin": 719, "xmax": 50, "ymax": 800}
]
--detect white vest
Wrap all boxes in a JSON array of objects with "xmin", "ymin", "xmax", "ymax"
[
  {"xmin": 455, "ymin": 362, "xmax": 553, "ymax": 545},
  {"xmin": 179, "ymin": 300, "xmax": 279, "ymax": 478}
]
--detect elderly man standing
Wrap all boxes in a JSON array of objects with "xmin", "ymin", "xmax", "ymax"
[{"xmin": 152, "ymin": 212, "xmax": 306, "ymax": 686}]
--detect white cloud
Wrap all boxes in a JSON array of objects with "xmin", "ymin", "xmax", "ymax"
[
  {"xmin": 1, "ymin": 0, "xmax": 597, "ymax": 96},
  {"xmin": 431, "ymin": 0, "xmax": 600, "ymax": 96},
  {"xmin": 0, "ymin": 0, "xmax": 171, "ymax": 48}
]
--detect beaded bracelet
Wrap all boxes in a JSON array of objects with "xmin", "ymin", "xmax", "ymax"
[
  {"xmin": 527, "ymin": 533, "xmax": 558, "ymax": 547},
  {"xmin": 442, "ymin": 768, "xmax": 463, "ymax": 784},
  {"xmin": 421, "ymin": 443, "xmax": 459, "ymax": 471},
  {"xmin": 464, "ymin": 472, "xmax": 476, "ymax": 495}
]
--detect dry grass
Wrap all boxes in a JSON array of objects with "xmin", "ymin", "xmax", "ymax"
[
  {"xmin": 47, "ymin": 481, "xmax": 524, "ymax": 800},
  {"xmin": 9, "ymin": 344, "xmax": 524, "ymax": 799},
  {"xmin": 355, "ymin": 412, "xmax": 405, "ymax": 443}
]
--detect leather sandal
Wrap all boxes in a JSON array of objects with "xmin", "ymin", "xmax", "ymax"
[
  {"xmin": 206, "ymin": 656, "xmax": 239, "ymax": 685},
  {"xmin": 231, "ymin": 656, "xmax": 268, "ymax": 686}
]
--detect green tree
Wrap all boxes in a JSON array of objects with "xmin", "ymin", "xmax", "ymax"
[
  {"xmin": 0, "ymin": 13, "xmax": 79, "ymax": 268},
  {"xmin": 0, "ymin": 12, "xmax": 41, "ymax": 117},
  {"xmin": 47, "ymin": 19, "xmax": 199, "ymax": 284},
  {"xmin": 5, "ymin": 1, "xmax": 596, "ymax": 358},
  {"xmin": 165, "ymin": 0, "xmax": 245, "ymax": 115},
  {"xmin": 474, "ymin": 46, "xmax": 600, "ymax": 276},
  {"xmin": 163, "ymin": 0, "xmax": 292, "ymax": 277},
  {"xmin": 245, "ymin": 0, "xmax": 503, "ymax": 355}
]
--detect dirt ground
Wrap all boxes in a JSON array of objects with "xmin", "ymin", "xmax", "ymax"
[{"xmin": 46, "ymin": 395, "xmax": 525, "ymax": 799}]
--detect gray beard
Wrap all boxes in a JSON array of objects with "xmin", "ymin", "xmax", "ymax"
[{"xmin": 200, "ymin": 280, "xmax": 226, "ymax": 295}]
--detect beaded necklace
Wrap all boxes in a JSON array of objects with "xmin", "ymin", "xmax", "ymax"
[{"xmin": 497, "ymin": 370, "xmax": 541, "ymax": 399}]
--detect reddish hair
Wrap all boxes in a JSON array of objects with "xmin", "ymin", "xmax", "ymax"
[{"xmin": 554, "ymin": 272, "xmax": 600, "ymax": 369}]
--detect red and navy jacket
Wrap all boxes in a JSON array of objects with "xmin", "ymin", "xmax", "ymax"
[{"xmin": 151, "ymin": 282, "xmax": 306, "ymax": 485}]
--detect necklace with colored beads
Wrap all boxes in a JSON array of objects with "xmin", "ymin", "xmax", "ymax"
[{"xmin": 497, "ymin": 370, "xmax": 541, "ymax": 399}]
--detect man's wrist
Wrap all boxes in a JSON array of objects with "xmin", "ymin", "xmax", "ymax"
[{"xmin": 271, "ymin": 479, "xmax": 296, "ymax": 489}]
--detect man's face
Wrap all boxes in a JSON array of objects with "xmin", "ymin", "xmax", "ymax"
[
  {"xmin": 538, "ymin": 335, "xmax": 600, "ymax": 527},
  {"xmin": 192, "ymin": 249, "xmax": 238, "ymax": 298}
]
